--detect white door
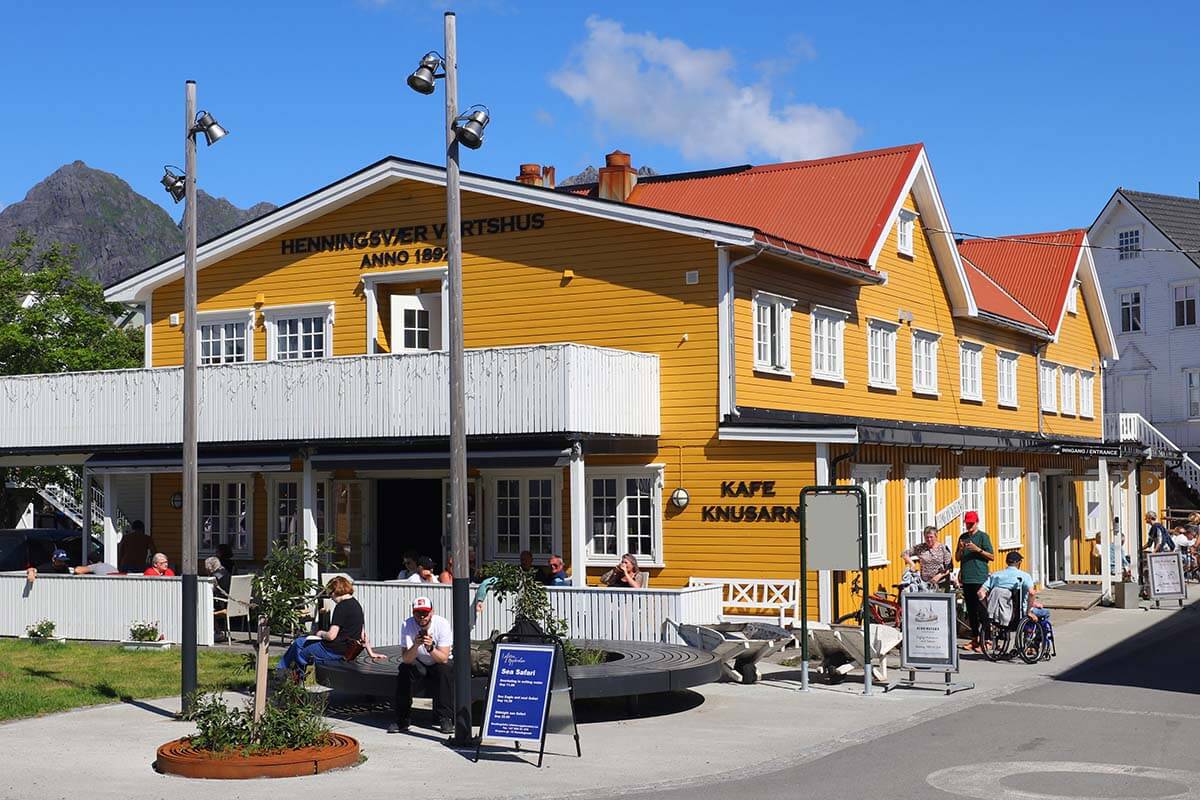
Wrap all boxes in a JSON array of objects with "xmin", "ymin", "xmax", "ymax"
[
  {"xmin": 391, "ymin": 293, "xmax": 442, "ymax": 352},
  {"xmin": 1119, "ymin": 375, "xmax": 1148, "ymax": 417}
]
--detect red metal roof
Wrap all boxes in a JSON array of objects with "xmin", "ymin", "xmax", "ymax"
[
  {"xmin": 957, "ymin": 230, "xmax": 1084, "ymax": 333},
  {"xmin": 625, "ymin": 144, "xmax": 923, "ymax": 264},
  {"xmin": 959, "ymin": 258, "xmax": 1049, "ymax": 333}
]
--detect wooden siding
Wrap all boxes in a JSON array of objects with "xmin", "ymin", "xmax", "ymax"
[
  {"xmin": 1043, "ymin": 287, "xmax": 1104, "ymax": 439},
  {"xmin": 151, "ymin": 472, "xmax": 268, "ymax": 568}
]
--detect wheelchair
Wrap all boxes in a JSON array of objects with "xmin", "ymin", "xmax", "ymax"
[{"xmin": 979, "ymin": 584, "xmax": 1055, "ymax": 664}]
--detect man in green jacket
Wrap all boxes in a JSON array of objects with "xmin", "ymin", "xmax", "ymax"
[{"xmin": 956, "ymin": 510, "xmax": 994, "ymax": 652}]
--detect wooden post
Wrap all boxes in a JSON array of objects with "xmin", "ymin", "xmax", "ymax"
[{"xmin": 254, "ymin": 615, "xmax": 270, "ymax": 722}]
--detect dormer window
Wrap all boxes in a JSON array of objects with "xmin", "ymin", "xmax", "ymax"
[{"xmin": 897, "ymin": 210, "xmax": 917, "ymax": 257}]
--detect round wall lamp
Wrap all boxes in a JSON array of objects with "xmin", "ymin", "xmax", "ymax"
[
  {"xmin": 171, "ymin": 492, "xmax": 183, "ymax": 509},
  {"xmin": 670, "ymin": 487, "xmax": 690, "ymax": 510}
]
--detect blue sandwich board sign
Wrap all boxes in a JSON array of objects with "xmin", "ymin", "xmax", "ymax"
[{"xmin": 481, "ymin": 642, "xmax": 556, "ymax": 744}]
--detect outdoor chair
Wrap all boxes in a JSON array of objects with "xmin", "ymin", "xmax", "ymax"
[{"xmin": 213, "ymin": 573, "xmax": 253, "ymax": 644}]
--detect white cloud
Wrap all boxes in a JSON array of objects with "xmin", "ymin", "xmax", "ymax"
[{"xmin": 550, "ymin": 18, "xmax": 859, "ymax": 164}]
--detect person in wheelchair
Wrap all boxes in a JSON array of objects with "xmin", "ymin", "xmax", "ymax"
[{"xmin": 977, "ymin": 551, "xmax": 1034, "ymax": 626}]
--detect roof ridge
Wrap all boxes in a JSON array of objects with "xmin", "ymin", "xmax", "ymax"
[
  {"xmin": 1120, "ymin": 187, "xmax": 1200, "ymax": 205},
  {"xmin": 959, "ymin": 228, "xmax": 1084, "ymax": 245},
  {"xmin": 742, "ymin": 143, "xmax": 923, "ymax": 175},
  {"xmin": 960, "ymin": 253, "xmax": 1047, "ymax": 329}
]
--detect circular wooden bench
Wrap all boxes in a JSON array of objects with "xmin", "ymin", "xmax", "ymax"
[{"xmin": 314, "ymin": 640, "xmax": 721, "ymax": 701}]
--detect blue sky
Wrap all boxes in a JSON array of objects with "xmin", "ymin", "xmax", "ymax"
[{"xmin": 2, "ymin": 0, "xmax": 1197, "ymax": 237}]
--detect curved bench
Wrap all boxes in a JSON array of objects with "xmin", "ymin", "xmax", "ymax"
[{"xmin": 314, "ymin": 640, "xmax": 721, "ymax": 701}]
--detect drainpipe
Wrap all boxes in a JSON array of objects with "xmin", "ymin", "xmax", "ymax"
[
  {"xmin": 717, "ymin": 245, "xmax": 766, "ymax": 420},
  {"xmin": 1034, "ymin": 342, "xmax": 1050, "ymax": 438}
]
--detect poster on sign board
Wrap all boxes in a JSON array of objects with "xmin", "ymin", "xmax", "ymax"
[
  {"xmin": 480, "ymin": 642, "xmax": 556, "ymax": 744},
  {"xmin": 1147, "ymin": 551, "xmax": 1186, "ymax": 601},
  {"xmin": 899, "ymin": 592, "xmax": 958, "ymax": 672}
]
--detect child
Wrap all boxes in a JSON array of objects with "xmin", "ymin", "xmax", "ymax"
[{"xmin": 898, "ymin": 559, "xmax": 930, "ymax": 593}]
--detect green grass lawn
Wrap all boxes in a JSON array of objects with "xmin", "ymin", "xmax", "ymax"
[{"xmin": 0, "ymin": 640, "xmax": 265, "ymax": 722}]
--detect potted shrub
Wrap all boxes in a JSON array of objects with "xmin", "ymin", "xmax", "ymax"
[
  {"xmin": 24, "ymin": 619, "xmax": 65, "ymax": 644},
  {"xmin": 123, "ymin": 620, "xmax": 172, "ymax": 651}
]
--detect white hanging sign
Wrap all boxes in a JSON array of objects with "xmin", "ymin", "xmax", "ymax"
[{"xmin": 934, "ymin": 497, "xmax": 964, "ymax": 531}]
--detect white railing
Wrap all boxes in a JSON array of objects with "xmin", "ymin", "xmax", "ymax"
[
  {"xmin": 0, "ymin": 343, "xmax": 659, "ymax": 451},
  {"xmin": 0, "ymin": 574, "xmax": 215, "ymax": 645},
  {"xmin": 330, "ymin": 581, "xmax": 722, "ymax": 646},
  {"xmin": 1104, "ymin": 411, "xmax": 1200, "ymax": 493}
]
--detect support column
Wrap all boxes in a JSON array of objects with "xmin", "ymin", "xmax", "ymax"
[
  {"xmin": 815, "ymin": 443, "xmax": 832, "ymax": 623},
  {"xmin": 81, "ymin": 468, "xmax": 93, "ymax": 566},
  {"xmin": 569, "ymin": 442, "xmax": 586, "ymax": 587},
  {"xmin": 365, "ymin": 283, "xmax": 378, "ymax": 355},
  {"xmin": 1099, "ymin": 458, "xmax": 1112, "ymax": 602},
  {"xmin": 302, "ymin": 455, "xmax": 319, "ymax": 584},
  {"xmin": 1126, "ymin": 460, "xmax": 1140, "ymax": 580},
  {"xmin": 102, "ymin": 474, "xmax": 118, "ymax": 567}
]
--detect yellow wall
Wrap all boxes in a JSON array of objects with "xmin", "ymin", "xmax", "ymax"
[{"xmin": 1042, "ymin": 285, "xmax": 1104, "ymax": 438}]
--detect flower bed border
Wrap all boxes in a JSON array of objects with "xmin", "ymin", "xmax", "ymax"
[{"xmin": 155, "ymin": 733, "xmax": 359, "ymax": 779}]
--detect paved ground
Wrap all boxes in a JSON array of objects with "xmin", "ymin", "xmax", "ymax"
[{"xmin": 0, "ymin": 599, "xmax": 1194, "ymax": 800}]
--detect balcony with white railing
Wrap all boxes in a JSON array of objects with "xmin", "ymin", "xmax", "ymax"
[
  {"xmin": 0, "ymin": 343, "xmax": 660, "ymax": 453},
  {"xmin": 1105, "ymin": 412, "xmax": 1200, "ymax": 493}
]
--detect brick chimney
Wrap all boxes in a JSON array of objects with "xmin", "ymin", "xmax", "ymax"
[
  {"xmin": 516, "ymin": 163, "xmax": 543, "ymax": 186},
  {"xmin": 598, "ymin": 150, "xmax": 637, "ymax": 202}
]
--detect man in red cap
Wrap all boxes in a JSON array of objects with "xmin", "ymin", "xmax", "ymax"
[
  {"xmin": 389, "ymin": 595, "xmax": 454, "ymax": 735},
  {"xmin": 956, "ymin": 510, "xmax": 994, "ymax": 652}
]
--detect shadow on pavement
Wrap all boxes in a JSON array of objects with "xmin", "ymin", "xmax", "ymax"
[{"xmin": 1052, "ymin": 605, "xmax": 1199, "ymax": 694}]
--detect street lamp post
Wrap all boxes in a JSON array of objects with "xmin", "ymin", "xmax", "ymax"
[
  {"xmin": 162, "ymin": 80, "xmax": 226, "ymax": 713},
  {"xmin": 407, "ymin": 11, "xmax": 490, "ymax": 745}
]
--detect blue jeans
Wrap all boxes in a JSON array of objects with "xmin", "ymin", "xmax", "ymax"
[
  {"xmin": 277, "ymin": 637, "xmax": 340, "ymax": 674},
  {"xmin": 1029, "ymin": 607, "xmax": 1051, "ymax": 621}
]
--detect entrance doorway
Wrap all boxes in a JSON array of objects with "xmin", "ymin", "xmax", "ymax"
[
  {"xmin": 1043, "ymin": 476, "xmax": 1075, "ymax": 585},
  {"xmin": 376, "ymin": 479, "xmax": 444, "ymax": 580}
]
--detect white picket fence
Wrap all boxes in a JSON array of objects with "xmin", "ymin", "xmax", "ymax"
[
  {"xmin": 325, "ymin": 580, "xmax": 723, "ymax": 646},
  {"xmin": 0, "ymin": 574, "xmax": 215, "ymax": 645}
]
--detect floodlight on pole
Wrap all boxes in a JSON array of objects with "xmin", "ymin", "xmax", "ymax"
[
  {"xmin": 406, "ymin": 51, "xmax": 444, "ymax": 95},
  {"xmin": 191, "ymin": 111, "xmax": 228, "ymax": 146},
  {"xmin": 161, "ymin": 166, "xmax": 186, "ymax": 203},
  {"xmin": 453, "ymin": 105, "xmax": 490, "ymax": 150}
]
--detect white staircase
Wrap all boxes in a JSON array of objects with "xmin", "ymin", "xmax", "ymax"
[
  {"xmin": 1105, "ymin": 412, "xmax": 1200, "ymax": 496},
  {"xmin": 19, "ymin": 469, "xmax": 129, "ymax": 532}
]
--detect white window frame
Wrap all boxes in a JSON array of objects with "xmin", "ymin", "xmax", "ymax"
[
  {"xmin": 197, "ymin": 308, "xmax": 255, "ymax": 365},
  {"xmin": 752, "ymin": 290, "xmax": 795, "ymax": 375},
  {"xmin": 482, "ymin": 468, "xmax": 563, "ymax": 564},
  {"xmin": 867, "ymin": 319, "xmax": 898, "ymax": 389},
  {"xmin": 1117, "ymin": 227, "xmax": 1141, "ymax": 260},
  {"xmin": 263, "ymin": 301, "xmax": 335, "ymax": 360},
  {"xmin": 959, "ymin": 340, "xmax": 983, "ymax": 401},
  {"xmin": 897, "ymin": 209, "xmax": 917, "ymax": 257},
  {"xmin": 1174, "ymin": 281, "xmax": 1198, "ymax": 328},
  {"xmin": 1083, "ymin": 479, "xmax": 1101, "ymax": 539},
  {"xmin": 198, "ymin": 474, "xmax": 254, "ymax": 559},
  {"xmin": 585, "ymin": 465, "xmax": 665, "ymax": 568},
  {"xmin": 1118, "ymin": 287, "xmax": 1143, "ymax": 334},
  {"xmin": 853, "ymin": 465, "xmax": 890, "ymax": 566},
  {"xmin": 1040, "ymin": 361, "xmax": 1058, "ymax": 413},
  {"xmin": 997, "ymin": 351, "xmax": 1019, "ymax": 408},
  {"xmin": 1187, "ymin": 370, "xmax": 1200, "ymax": 420},
  {"xmin": 959, "ymin": 467, "xmax": 988, "ymax": 534},
  {"xmin": 904, "ymin": 466, "xmax": 938, "ymax": 547},
  {"xmin": 1079, "ymin": 370, "xmax": 1095, "ymax": 418},
  {"xmin": 1060, "ymin": 367, "xmax": 1077, "ymax": 416},
  {"xmin": 810, "ymin": 305, "xmax": 848, "ymax": 383},
  {"xmin": 1066, "ymin": 280, "xmax": 1079, "ymax": 315},
  {"xmin": 267, "ymin": 476, "xmax": 329, "ymax": 552},
  {"xmin": 911, "ymin": 330, "xmax": 940, "ymax": 396},
  {"xmin": 997, "ymin": 468, "xmax": 1023, "ymax": 549}
]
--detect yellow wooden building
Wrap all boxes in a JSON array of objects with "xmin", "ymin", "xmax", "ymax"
[{"xmin": 1, "ymin": 143, "xmax": 1129, "ymax": 617}]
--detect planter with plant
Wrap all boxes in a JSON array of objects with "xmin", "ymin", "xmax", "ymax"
[
  {"xmin": 122, "ymin": 620, "xmax": 172, "ymax": 650},
  {"xmin": 24, "ymin": 619, "xmax": 65, "ymax": 644},
  {"xmin": 154, "ymin": 543, "xmax": 359, "ymax": 779}
]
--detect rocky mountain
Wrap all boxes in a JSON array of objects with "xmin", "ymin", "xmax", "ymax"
[
  {"xmin": 0, "ymin": 161, "xmax": 275, "ymax": 286},
  {"xmin": 559, "ymin": 164, "xmax": 657, "ymax": 186}
]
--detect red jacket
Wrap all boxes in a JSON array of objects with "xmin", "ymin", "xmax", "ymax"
[{"xmin": 143, "ymin": 566, "xmax": 176, "ymax": 577}]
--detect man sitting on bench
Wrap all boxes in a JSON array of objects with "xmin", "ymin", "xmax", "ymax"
[{"xmin": 390, "ymin": 595, "xmax": 454, "ymax": 735}]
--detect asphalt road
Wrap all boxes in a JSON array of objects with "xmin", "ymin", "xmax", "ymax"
[{"xmin": 641, "ymin": 606, "xmax": 1200, "ymax": 800}]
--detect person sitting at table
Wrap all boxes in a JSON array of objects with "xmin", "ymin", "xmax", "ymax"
[
  {"xmin": 143, "ymin": 553, "xmax": 175, "ymax": 576},
  {"xmin": 405, "ymin": 556, "xmax": 438, "ymax": 584},
  {"xmin": 600, "ymin": 553, "xmax": 644, "ymax": 588}
]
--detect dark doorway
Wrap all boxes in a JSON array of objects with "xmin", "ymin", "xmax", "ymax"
[{"xmin": 376, "ymin": 479, "xmax": 444, "ymax": 580}]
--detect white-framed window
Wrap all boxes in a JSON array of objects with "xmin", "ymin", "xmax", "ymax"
[
  {"xmin": 810, "ymin": 305, "xmax": 847, "ymax": 382},
  {"xmin": 959, "ymin": 341, "xmax": 983, "ymax": 401},
  {"xmin": 997, "ymin": 351, "xmax": 1019, "ymax": 408},
  {"xmin": 960, "ymin": 467, "xmax": 988, "ymax": 534},
  {"xmin": 485, "ymin": 470, "xmax": 562, "ymax": 561},
  {"xmin": 1060, "ymin": 367, "xmax": 1077, "ymax": 416},
  {"xmin": 586, "ymin": 466, "xmax": 664, "ymax": 566},
  {"xmin": 1119, "ymin": 289, "xmax": 1142, "ymax": 333},
  {"xmin": 1084, "ymin": 479, "xmax": 1101, "ymax": 539},
  {"xmin": 1040, "ymin": 361, "xmax": 1058, "ymax": 412},
  {"xmin": 1175, "ymin": 283, "xmax": 1198, "ymax": 328},
  {"xmin": 268, "ymin": 478, "xmax": 328, "ymax": 550},
  {"xmin": 199, "ymin": 476, "xmax": 252, "ymax": 557},
  {"xmin": 1079, "ymin": 371, "xmax": 1095, "ymax": 418},
  {"xmin": 867, "ymin": 319, "xmax": 898, "ymax": 389},
  {"xmin": 1188, "ymin": 370, "xmax": 1200, "ymax": 420},
  {"xmin": 997, "ymin": 469, "xmax": 1022, "ymax": 548},
  {"xmin": 897, "ymin": 209, "xmax": 918, "ymax": 257},
  {"xmin": 853, "ymin": 465, "xmax": 890, "ymax": 565},
  {"xmin": 1117, "ymin": 228, "xmax": 1141, "ymax": 260},
  {"xmin": 912, "ymin": 330, "xmax": 940, "ymax": 395},
  {"xmin": 904, "ymin": 466, "xmax": 938, "ymax": 547},
  {"xmin": 752, "ymin": 291, "xmax": 794, "ymax": 375},
  {"xmin": 198, "ymin": 309, "xmax": 254, "ymax": 365},
  {"xmin": 1066, "ymin": 281, "xmax": 1079, "ymax": 315},
  {"xmin": 263, "ymin": 302, "xmax": 334, "ymax": 360}
]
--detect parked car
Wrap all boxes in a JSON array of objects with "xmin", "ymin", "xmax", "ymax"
[{"xmin": 0, "ymin": 528, "xmax": 102, "ymax": 572}]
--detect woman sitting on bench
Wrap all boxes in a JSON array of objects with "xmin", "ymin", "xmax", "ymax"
[{"xmin": 276, "ymin": 575, "xmax": 381, "ymax": 679}]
